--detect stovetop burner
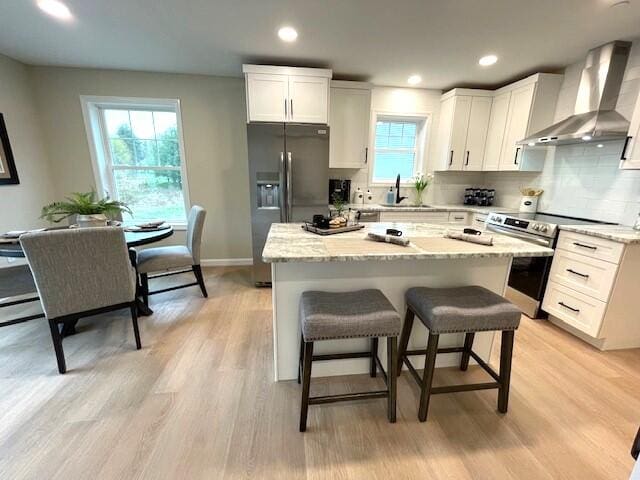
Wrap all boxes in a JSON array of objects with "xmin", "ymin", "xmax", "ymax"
[{"xmin": 508, "ymin": 212, "xmax": 617, "ymax": 226}]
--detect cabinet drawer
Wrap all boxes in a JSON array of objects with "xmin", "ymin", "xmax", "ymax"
[
  {"xmin": 448, "ymin": 212, "xmax": 469, "ymax": 224},
  {"xmin": 556, "ymin": 231, "xmax": 624, "ymax": 264},
  {"xmin": 548, "ymin": 250, "xmax": 618, "ymax": 302},
  {"xmin": 542, "ymin": 281, "xmax": 607, "ymax": 337},
  {"xmin": 472, "ymin": 214, "xmax": 487, "ymax": 230},
  {"xmin": 379, "ymin": 211, "xmax": 449, "ymax": 224}
]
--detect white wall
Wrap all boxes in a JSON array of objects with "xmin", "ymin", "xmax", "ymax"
[
  {"xmin": 0, "ymin": 54, "xmax": 56, "ymax": 267},
  {"xmin": 28, "ymin": 66, "xmax": 252, "ymax": 261}
]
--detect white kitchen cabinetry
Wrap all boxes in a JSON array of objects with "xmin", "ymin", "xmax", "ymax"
[
  {"xmin": 379, "ymin": 211, "xmax": 449, "ymax": 223},
  {"xmin": 484, "ymin": 74, "xmax": 563, "ymax": 172},
  {"xmin": 472, "ymin": 213, "xmax": 488, "ymax": 230},
  {"xmin": 434, "ymin": 90, "xmax": 492, "ymax": 171},
  {"xmin": 329, "ymin": 81, "xmax": 371, "ymax": 169},
  {"xmin": 620, "ymin": 86, "xmax": 640, "ymax": 169},
  {"xmin": 542, "ymin": 231, "xmax": 640, "ymax": 350},
  {"xmin": 243, "ymin": 65, "xmax": 331, "ymax": 124}
]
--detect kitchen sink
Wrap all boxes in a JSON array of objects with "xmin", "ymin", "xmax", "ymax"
[{"xmin": 383, "ymin": 204, "xmax": 431, "ymax": 208}]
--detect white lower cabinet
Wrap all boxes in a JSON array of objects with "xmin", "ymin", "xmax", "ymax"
[
  {"xmin": 542, "ymin": 231, "xmax": 640, "ymax": 350},
  {"xmin": 472, "ymin": 213, "xmax": 488, "ymax": 230}
]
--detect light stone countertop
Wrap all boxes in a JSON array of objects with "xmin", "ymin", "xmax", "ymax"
[
  {"xmin": 559, "ymin": 225, "xmax": 640, "ymax": 244},
  {"xmin": 263, "ymin": 222, "xmax": 554, "ymax": 263},
  {"xmin": 330, "ymin": 203, "xmax": 518, "ymax": 214}
]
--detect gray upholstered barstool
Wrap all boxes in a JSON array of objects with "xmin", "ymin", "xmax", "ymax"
[
  {"xmin": 397, "ymin": 286, "xmax": 521, "ymax": 422},
  {"xmin": 298, "ymin": 289, "xmax": 401, "ymax": 432}
]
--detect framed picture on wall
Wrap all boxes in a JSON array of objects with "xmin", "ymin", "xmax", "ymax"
[{"xmin": 0, "ymin": 113, "xmax": 19, "ymax": 185}]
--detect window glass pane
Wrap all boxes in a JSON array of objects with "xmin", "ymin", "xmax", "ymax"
[
  {"xmin": 110, "ymin": 138, "xmax": 134, "ymax": 165},
  {"xmin": 134, "ymin": 140, "xmax": 159, "ymax": 166},
  {"xmin": 388, "ymin": 123, "xmax": 404, "ymax": 136},
  {"xmin": 402, "ymin": 123, "xmax": 417, "ymax": 137},
  {"xmin": 114, "ymin": 168, "xmax": 185, "ymax": 222},
  {"xmin": 372, "ymin": 152, "xmax": 415, "ymax": 181},
  {"xmin": 157, "ymin": 140, "xmax": 180, "ymax": 167},
  {"xmin": 375, "ymin": 121, "xmax": 389, "ymax": 136},
  {"xmin": 129, "ymin": 111, "xmax": 155, "ymax": 140},
  {"xmin": 388, "ymin": 136, "xmax": 404, "ymax": 148},
  {"xmin": 375, "ymin": 135, "xmax": 388, "ymax": 148},
  {"xmin": 104, "ymin": 110, "xmax": 130, "ymax": 137},
  {"xmin": 153, "ymin": 111, "xmax": 177, "ymax": 138}
]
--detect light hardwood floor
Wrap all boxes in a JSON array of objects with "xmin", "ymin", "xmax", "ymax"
[{"xmin": 0, "ymin": 266, "xmax": 638, "ymax": 479}]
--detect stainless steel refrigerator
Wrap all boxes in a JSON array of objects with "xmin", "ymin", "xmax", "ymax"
[{"xmin": 247, "ymin": 123, "xmax": 330, "ymax": 286}]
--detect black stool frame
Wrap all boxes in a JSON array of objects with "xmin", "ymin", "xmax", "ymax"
[
  {"xmin": 298, "ymin": 335, "xmax": 397, "ymax": 432},
  {"xmin": 397, "ymin": 306, "xmax": 515, "ymax": 422}
]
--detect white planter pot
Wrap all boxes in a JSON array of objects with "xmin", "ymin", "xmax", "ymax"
[
  {"xmin": 76, "ymin": 214, "xmax": 108, "ymax": 228},
  {"xmin": 519, "ymin": 196, "xmax": 539, "ymax": 213}
]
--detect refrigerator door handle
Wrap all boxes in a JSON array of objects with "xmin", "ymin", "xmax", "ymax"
[
  {"xmin": 286, "ymin": 152, "xmax": 293, "ymax": 222},
  {"xmin": 279, "ymin": 152, "xmax": 286, "ymax": 222}
]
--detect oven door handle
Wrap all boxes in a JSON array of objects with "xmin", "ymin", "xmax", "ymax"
[{"xmin": 486, "ymin": 224, "xmax": 554, "ymax": 247}]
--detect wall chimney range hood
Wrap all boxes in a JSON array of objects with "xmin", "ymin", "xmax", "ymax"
[{"xmin": 518, "ymin": 41, "xmax": 632, "ymax": 147}]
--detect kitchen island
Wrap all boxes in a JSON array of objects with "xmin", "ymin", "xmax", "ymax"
[{"xmin": 263, "ymin": 222, "xmax": 553, "ymax": 381}]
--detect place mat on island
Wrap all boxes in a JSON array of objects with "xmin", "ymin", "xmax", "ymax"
[
  {"xmin": 323, "ymin": 237, "xmax": 419, "ymax": 256},
  {"xmin": 411, "ymin": 236, "xmax": 494, "ymax": 253}
]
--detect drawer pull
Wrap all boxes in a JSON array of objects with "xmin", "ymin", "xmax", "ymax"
[
  {"xmin": 566, "ymin": 268, "xmax": 589, "ymax": 279},
  {"xmin": 573, "ymin": 242, "xmax": 597, "ymax": 250},
  {"xmin": 558, "ymin": 301, "xmax": 580, "ymax": 313},
  {"xmin": 453, "ymin": 216, "xmax": 465, "ymax": 220}
]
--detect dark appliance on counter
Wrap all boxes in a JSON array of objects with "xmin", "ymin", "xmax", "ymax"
[
  {"xmin": 328, "ymin": 179, "xmax": 351, "ymax": 204},
  {"xmin": 247, "ymin": 123, "xmax": 330, "ymax": 286},
  {"xmin": 464, "ymin": 188, "xmax": 495, "ymax": 206},
  {"xmin": 485, "ymin": 212, "xmax": 616, "ymax": 318}
]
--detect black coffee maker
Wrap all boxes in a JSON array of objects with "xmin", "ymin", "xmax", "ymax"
[{"xmin": 328, "ymin": 179, "xmax": 351, "ymax": 204}]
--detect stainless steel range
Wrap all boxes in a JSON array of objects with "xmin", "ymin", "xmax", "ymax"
[{"xmin": 486, "ymin": 212, "xmax": 616, "ymax": 318}]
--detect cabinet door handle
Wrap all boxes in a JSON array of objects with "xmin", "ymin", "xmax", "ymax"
[
  {"xmin": 290, "ymin": 99, "xmax": 293, "ymax": 118},
  {"xmin": 465, "ymin": 151, "xmax": 470, "ymax": 166},
  {"xmin": 365, "ymin": 147, "xmax": 368, "ymax": 164},
  {"xmin": 558, "ymin": 301, "xmax": 580, "ymax": 313},
  {"xmin": 621, "ymin": 135, "xmax": 632, "ymax": 161},
  {"xmin": 566, "ymin": 268, "xmax": 589, "ymax": 279},
  {"xmin": 573, "ymin": 242, "xmax": 597, "ymax": 250},
  {"xmin": 284, "ymin": 99, "xmax": 287, "ymax": 118},
  {"xmin": 514, "ymin": 147, "xmax": 520, "ymax": 165},
  {"xmin": 449, "ymin": 150, "xmax": 454, "ymax": 166}
]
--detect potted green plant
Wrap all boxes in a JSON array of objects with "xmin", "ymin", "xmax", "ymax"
[
  {"xmin": 413, "ymin": 173, "xmax": 434, "ymax": 206},
  {"xmin": 41, "ymin": 191, "xmax": 131, "ymax": 228},
  {"xmin": 331, "ymin": 192, "xmax": 346, "ymax": 218}
]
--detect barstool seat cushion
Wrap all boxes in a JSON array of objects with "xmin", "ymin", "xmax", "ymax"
[
  {"xmin": 406, "ymin": 286, "xmax": 521, "ymax": 334},
  {"xmin": 300, "ymin": 289, "xmax": 401, "ymax": 341}
]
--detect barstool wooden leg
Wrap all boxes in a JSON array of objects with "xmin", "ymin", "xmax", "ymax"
[
  {"xmin": 418, "ymin": 332, "xmax": 439, "ymax": 422},
  {"xmin": 460, "ymin": 332, "xmax": 475, "ymax": 371},
  {"xmin": 299, "ymin": 341, "xmax": 314, "ymax": 432},
  {"xmin": 387, "ymin": 336, "xmax": 397, "ymax": 423},
  {"xmin": 370, "ymin": 337, "xmax": 379, "ymax": 377},
  {"xmin": 498, "ymin": 330, "xmax": 515, "ymax": 413},
  {"xmin": 297, "ymin": 335, "xmax": 304, "ymax": 384},
  {"xmin": 397, "ymin": 308, "xmax": 415, "ymax": 376}
]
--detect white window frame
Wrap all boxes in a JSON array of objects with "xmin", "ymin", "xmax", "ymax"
[
  {"xmin": 368, "ymin": 111, "xmax": 430, "ymax": 186},
  {"xmin": 80, "ymin": 96, "xmax": 191, "ymax": 228}
]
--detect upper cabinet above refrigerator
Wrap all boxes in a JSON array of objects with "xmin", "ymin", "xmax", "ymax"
[{"xmin": 243, "ymin": 65, "xmax": 332, "ymax": 124}]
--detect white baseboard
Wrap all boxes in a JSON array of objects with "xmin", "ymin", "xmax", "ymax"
[{"xmin": 201, "ymin": 258, "xmax": 253, "ymax": 267}]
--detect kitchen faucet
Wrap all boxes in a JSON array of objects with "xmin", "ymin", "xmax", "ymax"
[{"xmin": 395, "ymin": 174, "xmax": 407, "ymax": 204}]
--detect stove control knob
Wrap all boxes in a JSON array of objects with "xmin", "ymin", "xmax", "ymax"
[
  {"xmin": 532, "ymin": 224, "xmax": 540, "ymax": 230},
  {"xmin": 539, "ymin": 225, "xmax": 548, "ymax": 232}
]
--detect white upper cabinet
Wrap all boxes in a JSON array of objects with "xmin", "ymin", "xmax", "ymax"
[
  {"xmin": 245, "ymin": 73, "xmax": 289, "ymax": 122},
  {"xmin": 483, "ymin": 73, "xmax": 563, "ymax": 172},
  {"xmin": 482, "ymin": 91, "xmax": 511, "ymax": 170},
  {"xmin": 499, "ymin": 83, "xmax": 536, "ymax": 171},
  {"xmin": 329, "ymin": 82, "xmax": 371, "ymax": 169},
  {"xmin": 289, "ymin": 76, "xmax": 329, "ymax": 124},
  {"xmin": 434, "ymin": 90, "xmax": 491, "ymax": 171},
  {"xmin": 243, "ymin": 65, "xmax": 332, "ymax": 124},
  {"xmin": 465, "ymin": 96, "xmax": 492, "ymax": 170},
  {"xmin": 620, "ymin": 88, "xmax": 640, "ymax": 169}
]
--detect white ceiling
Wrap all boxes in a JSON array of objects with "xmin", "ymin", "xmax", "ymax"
[{"xmin": 1, "ymin": 0, "xmax": 640, "ymax": 90}]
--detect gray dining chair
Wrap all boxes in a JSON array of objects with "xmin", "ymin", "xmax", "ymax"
[
  {"xmin": 136, "ymin": 205, "xmax": 207, "ymax": 305},
  {"xmin": 20, "ymin": 227, "xmax": 140, "ymax": 374}
]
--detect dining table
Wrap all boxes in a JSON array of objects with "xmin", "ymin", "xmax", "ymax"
[{"xmin": 0, "ymin": 225, "xmax": 174, "ymax": 331}]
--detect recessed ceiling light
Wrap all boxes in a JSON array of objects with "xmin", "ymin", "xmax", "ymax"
[
  {"xmin": 479, "ymin": 54, "xmax": 498, "ymax": 67},
  {"xmin": 407, "ymin": 75, "xmax": 422, "ymax": 85},
  {"xmin": 597, "ymin": 143, "xmax": 604, "ymax": 148},
  {"xmin": 582, "ymin": 135, "xmax": 592, "ymax": 141},
  {"xmin": 37, "ymin": 0, "xmax": 72, "ymax": 20},
  {"xmin": 528, "ymin": 142, "xmax": 536, "ymax": 147},
  {"xmin": 278, "ymin": 26, "xmax": 298, "ymax": 42}
]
